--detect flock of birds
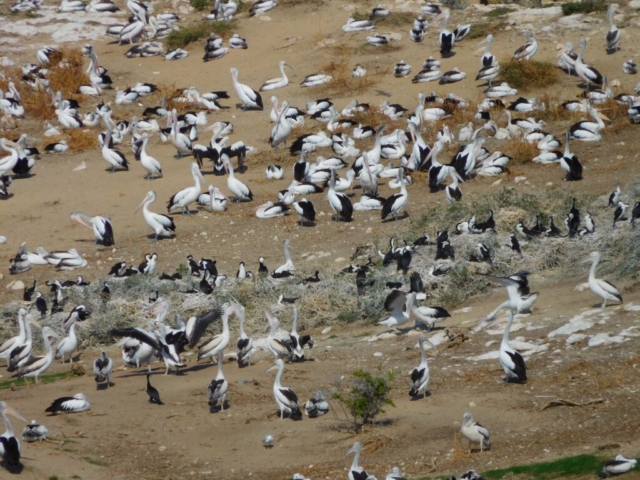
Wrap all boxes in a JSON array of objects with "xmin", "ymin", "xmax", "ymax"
[{"xmin": 1, "ymin": 0, "xmax": 640, "ymax": 477}]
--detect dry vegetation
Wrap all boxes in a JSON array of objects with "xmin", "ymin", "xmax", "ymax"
[
  {"xmin": 315, "ymin": 44, "xmax": 379, "ymax": 96},
  {"xmin": 503, "ymin": 137, "xmax": 541, "ymax": 165},
  {"xmin": 66, "ymin": 128, "xmax": 99, "ymax": 152},
  {"xmin": 499, "ymin": 59, "xmax": 559, "ymax": 90}
]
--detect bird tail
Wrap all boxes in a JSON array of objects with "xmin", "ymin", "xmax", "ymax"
[
  {"xmin": 409, "ymin": 386, "xmax": 418, "ymax": 397},
  {"xmin": 290, "ymin": 406, "xmax": 302, "ymax": 420}
]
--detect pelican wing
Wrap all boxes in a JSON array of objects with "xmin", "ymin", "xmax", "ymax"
[
  {"xmin": 410, "ymin": 271, "xmax": 424, "ymax": 293},
  {"xmin": 410, "ymin": 366, "xmax": 425, "ymax": 384},
  {"xmin": 595, "ymin": 279, "xmax": 622, "ymax": 299},
  {"xmin": 384, "ymin": 290, "xmax": 407, "ymax": 314},
  {"xmin": 151, "ymin": 212, "xmax": 176, "ymax": 230},
  {"xmin": 111, "ymin": 327, "xmax": 161, "ymax": 351},
  {"xmin": 277, "ymin": 387, "xmax": 299, "ymax": 405},
  {"xmin": 188, "ymin": 307, "xmax": 223, "ymax": 348},
  {"xmin": 505, "ymin": 350, "xmax": 527, "ymax": 380}
]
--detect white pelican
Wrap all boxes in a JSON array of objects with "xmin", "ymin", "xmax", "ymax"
[
  {"xmin": 381, "ymin": 169, "xmax": 408, "ymax": 221},
  {"xmin": 0, "ymin": 309, "xmax": 27, "ymax": 366},
  {"xmin": 102, "ymin": 129, "xmax": 129, "ymax": 173},
  {"xmin": 560, "ymin": 131, "xmax": 583, "ymax": 181},
  {"xmin": 45, "ymin": 393, "xmax": 91, "ymax": 414},
  {"xmin": 7, "ymin": 315, "xmax": 32, "ymax": 373},
  {"xmin": 93, "ymin": 351, "xmax": 113, "ymax": 386},
  {"xmin": 208, "ymin": 348, "xmax": 228, "ymax": 411},
  {"xmin": 22, "ymin": 420, "xmax": 48, "ymax": 443},
  {"xmin": 288, "ymin": 307, "xmax": 313, "ymax": 361},
  {"xmin": 584, "ymin": 251, "xmax": 622, "ymax": 308},
  {"xmin": 342, "ymin": 17, "xmax": 374, "ymax": 32},
  {"xmin": 440, "ymin": 67, "xmax": 466, "ymax": 84},
  {"xmin": 378, "ymin": 290, "xmax": 410, "ymax": 328},
  {"xmin": 235, "ymin": 303, "xmax": 254, "ymax": 366},
  {"xmin": 266, "ymin": 164, "xmax": 284, "ymax": 179},
  {"xmin": 495, "ymin": 311, "xmax": 527, "ymax": 383},
  {"xmin": 198, "ymin": 184, "xmax": 228, "ymax": 212},
  {"xmin": 167, "ymin": 163, "xmax": 206, "ymax": 215},
  {"xmin": 434, "ymin": 9, "xmax": 454, "ymax": 56},
  {"xmin": 408, "ymin": 292, "xmax": 450, "ymax": 329},
  {"xmin": 197, "ymin": 303, "xmax": 234, "ymax": 362},
  {"xmin": 70, "ymin": 211, "xmax": 114, "ymax": 246},
  {"xmin": 461, "ymin": 412, "xmax": 491, "ymax": 452},
  {"xmin": 230, "ymin": 67, "xmax": 263, "ymax": 110},
  {"xmin": 270, "ymin": 100, "xmax": 292, "ymax": 151},
  {"xmin": 169, "ymin": 110, "xmax": 192, "ymax": 157},
  {"xmin": 410, "ymin": 335, "xmax": 436, "ymax": 398},
  {"xmin": 569, "ymin": 106, "xmax": 604, "ymax": 142},
  {"xmin": 0, "ymin": 139, "xmax": 19, "ymax": 177},
  {"xmin": 602, "ymin": 455, "xmax": 637, "ymax": 478},
  {"xmin": 17, "ymin": 327, "xmax": 57, "ymax": 383},
  {"xmin": 256, "ymin": 201, "xmax": 290, "ymax": 218},
  {"xmin": 479, "ymin": 34, "xmax": 496, "ymax": 67},
  {"xmin": 347, "ymin": 442, "xmax": 370, "ymax": 480},
  {"xmin": 605, "ymin": 5, "xmax": 621, "ymax": 54},
  {"xmin": 273, "ymin": 239, "xmax": 295, "ymax": 277},
  {"xmin": 0, "ymin": 401, "xmax": 28, "ymax": 468},
  {"xmin": 513, "ymin": 30, "xmax": 538, "ymax": 61},
  {"xmin": 55, "ymin": 309, "xmax": 83, "ymax": 363},
  {"xmin": 484, "ymin": 274, "xmax": 538, "ymax": 320},
  {"xmin": 623, "ymin": 60, "xmax": 637, "ymax": 74},
  {"xmin": 137, "ymin": 133, "xmax": 163, "ymax": 179},
  {"xmin": 266, "ymin": 359, "xmax": 302, "ymax": 420},
  {"xmin": 260, "ymin": 61, "xmax": 293, "ymax": 91},
  {"xmin": 305, "ymin": 391, "xmax": 329, "ymax": 417},
  {"xmin": 223, "ymin": 156, "xmax": 253, "ymax": 202},
  {"xmin": 135, "ymin": 190, "xmax": 177, "ymax": 240},
  {"xmin": 575, "ymin": 39, "xmax": 604, "ymax": 88},
  {"xmin": 328, "ymin": 169, "xmax": 353, "ymax": 222}
]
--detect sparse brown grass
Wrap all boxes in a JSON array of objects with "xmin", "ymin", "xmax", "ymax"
[
  {"xmin": 499, "ymin": 59, "xmax": 559, "ymax": 91},
  {"xmin": 601, "ymin": 98, "xmax": 634, "ymax": 134},
  {"xmin": 503, "ymin": 138, "xmax": 541, "ymax": 165},
  {"xmin": 467, "ymin": 21, "xmax": 506, "ymax": 40},
  {"xmin": 375, "ymin": 11, "xmax": 415, "ymax": 27},
  {"xmin": 357, "ymin": 43, "xmax": 402, "ymax": 55},
  {"xmin": 49, "ymin": 48, "xmax": 89, "ymax": 99},
  {"xmin": 66, "ymin": 128, "xmax": 99, "ymax": 152},
  {"xmin": 21, "ymin": 88, "xmax": 56, "ymax": 120},
  {"xmin": 315, "ymin": 45, "xmax": 379, "ymax": 96}
]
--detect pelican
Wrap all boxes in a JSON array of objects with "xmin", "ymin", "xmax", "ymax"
[
  {"xmin": 55, "ymin": 311, "xmax": 82, "ymax": 363},
  {"xmin": 378, "ymin": 290, "xmax": 410, "ymax": 327},
  {"xmin": 484, "ymin": 274, "xmax": 539, "ymax": 320},
  {"xmin": 305, "ymin": 391, "xmax": 329, "ymax": 417},
  {"xmin": 287, "ymin": 307, "xmax": 312, "ymax": 361},
  {"xmin": 560, "ymin": 131, "xmax": 583, "ymax": 181},
  {"xmin": 256, "ymin": 201, "xmax": 290, "ymax": 218},
  {"xmin": 230, "ymin": 67, "xmax": 263, "ymax": 110},
  {"xmin": 135, "ymin": 191, "xmax": 177, "ymax": 240},
  {"xmin": 445, "ymin": 170, "xmax": 463, "ymax": 203},
  {"xmin": 584, "ymin": 252, "xmax": 622, "ymax": 308},
  {"xmin": 293, "ymin": 198, "xmax": 316, "ymax": 226},
  {"xmin": 347, "ymin": 442, "xmax": 370, "ymax": 480},
  {"xmin": 102, "ymin": 129, "xmax": 129, "ymax": 173},
  {"xmin": 575, "ymin": 39, "xmax": 604, "ymax": 88},
  {"xmin": 381, "ymin": 169, "xmax": 408, "ymax": 221},
  {"xmin": 601, "ymin": 455, "xmax": 637, "ymax": 478},
  {"xmin": 0, "ymin": 309, "xmax": 27, "ymax": 366},
  {"xmin": 169, "ymin": 110, "xmax": 192, "ymax": 157},
  {"xmin": 224, "ymin": 156, "xmax": 253, "ymax": 202},
  {"xmin": 236, "ymin": 303, "xmax": 254, "ymax": 366},
  {"xmin": 461, "ymin": 412, "xmax": 491, "ymax": 452},
  {"xmin": 17, "ymin": 327, "xmax": 58, "ymax": 383},
  {"xmin": 434, "ymin": 9, "xmax": 454, "ymax": 56},
  {"xmin": 167, "ymin": 163, "xmax": 206, "ymax": 215},
  {"xmin": 273, "ymin": 239, "xmax": 295, "ymax": 277},
  {"xmin": 0, "ymin": 401, "xmax": 27, "ymax": 468},
  {"xmin": 22, "ymin": 420, "xmax": 48, "ymax": 443},
  {"xmin": 494, "ymin": 311, "xmax": 527, "ymax": 383},
  {"xmin": 270, "ymin": 100, "xmax": 292, "ymax": 151},
  {"xmin": 198, "ymin": 185, "xmax": 228, "ymax": 213},
  {"xmin": 266, "ymin": 359, "xmax": 302, "ymax": 420},
  {"xmin": 7, "ymin": 315, "xmax": 32, "ymax": 373},
  {"xmin": 229, "ymin": 33, "xmax": 247, "ymax": 49},
  {"xmin": 410, "ymin": 335, "xmax": 436, "ymax": 399},
  {"xmin": 70, "ymin": 211, "xmax": 114, "ymax": 246},
  {"xmin": 45, "ymin": 393, "xmax": 91, "ymax": 414},
  {"xmin": 605, "ymin": 4, "xmax": 621, "ymax": 54},
  {"xmin": 327, "ymin": 169, "xmax": 353, "ymax": 222},
  {"xmin": 260, "ymin": 61, "xmax": 293, "ymax": 91},
  {"xmin": 569, "ymin": 106, "xmax": 604, "ymax": 141},
  {"xmin": 111, "ymin": 324, "xmax": 183, "ymax": 375},
  {"xmin": 342, "ymin": 17, "xmax": 375, "ymax": 32},
  {"xmin": 208, "ymin": 348, "xmax": 228, "ymax": 411},
  {"xmin": 266, "ymin": 165, "xmax": 284, "ymax": 179},
  {"xmin": 197, "ymin": 303, "xmax": 234, "ymax": 362},
  {"xmin": 137, "ymin": 133, "xmax": 163, "ymax": 179},
  {"xmin": 513, "ymin": 30, "xmax": 538, "ymax": 61},
  {"xmin": 93, "ymin": 351, "xmax": 113, "ymax": 386},
  {"xmin": 409, "ymin": 292, "xmax": 451, "ymax": 329}
]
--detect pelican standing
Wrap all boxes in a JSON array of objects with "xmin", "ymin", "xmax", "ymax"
[
  {"xmin": 381, "ymin": 169, "xmax": 408, "ymax": 221},
  {"xmin": 260, "ymin": 61, "xmax": 293, "ymax": 91},
  {"xmin": 575, "ymin": 39, "xmax": 604, "ymax": 88},
  {"xmin": 231, "ymin": 67, "xmax": 263, "ymax": 110},
  {"xmin": 496, "ymin": 311, "xmax": 527, "ymax": 383},
  {"xmin": 17, "ymin": 327, "xmax": 58, "ymax": 383},
  {"xmin": 266, "ymin": 359, "xmax": 302, "ymax": 420},
  {"xmin": 236, "ymin": 303, "xmax": 254, "ymax": 366},
  {"xmin": 93, "ymin": 351, "xmax": 113, "ymax": 386},
  {"xmin": 605, "ymin": 5, "xmax": 621, "ymax": 54},
  {"xmin": 270, "ymin": 100, "xmax": 292, "ymax": 151},
  {"xmin": 197, "ymin": 303, "xmax": 234, "ymax": 362},
  {"xmin": 461, "ymin": 412, "xmax": 491, "ymax": 452},
  {"xmin": 584, "ymin": 251, "xmax": 622, "ymax": 308},
  {"xmin": 56, "ymin": 308, "xmax": 84, "ymax": 363},
  {"xmin": 224, "ymin": 156, "xmax": 253, "ymax": 201},
  {"xmin": 434, "ymin": 9, "xmax": 454, "ymax": 57},
  {"xmin": 70, "ymin": 211, "xmax": 114, "ymax": 246},
  {"xmin": 207, "ymin": 348, "xmax": 228, "ymax": 411},
  {"xmin": 327, "ymin": 169, "xmax": 353, "ymax": 222},
  {"xmin": 137, "ymin": 133, "xmax": 163, "ymax": 179},
  {"xmin": 101, "ymin": 129, "xmax": 129, "ymax": 172},
  {"xmin": 513, "ymin": 30, "xmax": 538, "ymax": 61},
  {"xmin": 0, "ymin": 309, "xmax": 27, "ymax": 366},
  {"xmin": 409, "ymin": 336, "xmax": 435, "ymax": 399},
  {"xmin": 167, "ymin": 163, "xmax": 206, "ymax": 215},
  {"xmin": 560, "ymin": 131, "xmax": 583, "ymax": 181},
  {"xmin": 0, "ymin": 401, "xmax": 28, "ymax": 468},
  {"xmin": 273, "ymin": 239, "xmax": 294, "ymax": 276},
  {"xmin": 347, "ymin": 442, "xmax": 370, "ymax": 480},
  {"xmin": 135, "ymin": 191, "xmax": 177, "ymax": 240}
]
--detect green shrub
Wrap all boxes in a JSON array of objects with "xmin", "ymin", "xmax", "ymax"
[
  {"xmin": 190, "ymin": 0, "xmax": 212, "ymax": 11},
  {"xmin": 562, "ymin": 0, "xmax": 607, "ymax": 16}
]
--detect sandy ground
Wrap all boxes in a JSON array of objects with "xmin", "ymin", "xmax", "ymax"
[{"xmin": 1, "ymin": 0, "xmax": 640, "ymax": 478}]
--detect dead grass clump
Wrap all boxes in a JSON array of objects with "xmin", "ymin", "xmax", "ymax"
[
  {"xmin": 601, "ymin": 99, "xmax": 634, "ymax": 134},
  {"xmin": 503, "ymin": 138, "xmax": 541, "ymax": 165},
  {"xmin": 467, "ymin": 21, "xmax": 506, "ymax": 40},
  {"xmin": 21, "ymin": 88, "xmax": 56, "ymax": 120},
  {"xmin": 49, "ymin": 48, "xmax": 90, "ymax": 99},
  {"xmin": 499, "ymin": 59, "xmax": 559, "ymax": 91},
  {"xmin": 316, "ymin": 48, "xmax": 379, "ymax": 96},
  {"xmin": 375, "ymin": 11, "xmax": 415, "ymax": 27},
  {"xmin": 535, "ymin": 93, "xmax": 567, "ymax": 123},
  {"xmin": 357, "ymin": 43, "xmax": 402, "ymax": 55},
  {"xmin": 66, "ymin": 129, "xmax": 99, "ymax": 152}
]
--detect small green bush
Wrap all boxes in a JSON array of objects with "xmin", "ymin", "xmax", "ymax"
[
  {"xmin": 166, "ymin": 21, "xmax": 237, "ymax": 49},
  {"xmin": 334, "ymin": 369, "xmax": 395, "ymax": 431},
  {"xmin": 562, "ymin": 0, "xmax": 607, "ymax": 16},
  {"xmin": 190, "ymin": 0, "xmax": 212, "ymax": 11}
]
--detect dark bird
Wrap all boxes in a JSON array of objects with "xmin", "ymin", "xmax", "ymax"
[
  {"xmin": 303, "ymin": 271, "xmax": 321, "ymax": 283},
  {"xmin": 101, "ymin": 282, "xmax": 110, "ymax": 302},
  {"xmin": 413, "ymin": 232, "xmax": 430, "ymax": 246},
  {"xmin": 108, "ymin": 261, "xmax": 127, "ymax": 277},
  {"xmin": 631, "ymin": 202, "xmax": 640, "ymax": 228},
  {"xmin": 34, "ymin": 292, "xmax": 47, "ymax": 317},
  {"xmin": 187, "ymin": 255, "xmax": 201, "ymax": 276},
  {"xmin": 613, "ymin": 201, "xmax": 629, "ymax": 227},
  {"xmin": 146, "ymin": 374, "xmax": 163, "ymax": 405},
  {"xmin": 507, "ymin": 234, "xmax": 522, "ymax": 256},
  {"xmin": 23, "ymin": 280, "xmax": 37, "ymax": 301}
]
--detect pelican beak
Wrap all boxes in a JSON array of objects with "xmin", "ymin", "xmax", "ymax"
[
  {"xmin": 28, "ymin": 318, "xmax": 42, "ymax": 329},
  {"xmin": 265, "ymin": 364, "xmax": 278, "ymax": 373},
  {"xmin": 284, "ymin": 63, "xmax": 293, "ymax": 70},
  {"xmin": 135, "ymin": 195, "xmax": 149, "ymax": 213},
  {"xmin": 5, "ymin": 406, "xmax": 28, "ymax": 424},
  {"xmin": 72, "ymin": 217, "xmax": 94, "ymax": 230},
  {"xmin": 555, "ymin": 46, "xmax": 567, "ymax": 58}
]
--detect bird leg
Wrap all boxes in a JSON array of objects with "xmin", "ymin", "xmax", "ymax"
[{"xmin": 602, "ymin": 299, "xmax": 607, "ymax": 308}]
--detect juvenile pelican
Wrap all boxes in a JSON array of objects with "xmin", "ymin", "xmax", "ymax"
[
  {"xmin": 167, "ymin": 163, "xmax": 206, "ymax": 215},
  {"xmin": 230, "ymin": 67, "xmax": 263, "ymax": 110},
  {"xmin": 93, "ymin": 351, "xmax": 113, "ymax": 386},
  {"xmin": 266, "ymin": 359, "xmax": 302, "ymax": 420},
  {"xmin": 17, "ymin": 327, "xmax": 58, "ymax": 383},
  {"xmin": 513, "ymin": 30, "xmax": 538, "ymax": 61},
  {"xmin": 410, "ymin": 335, "xmax": 436, "ymax": 399},
  {"xmin": 207, "ymin": 348, "xmax": 228, "ymax": 411},
  {"xmin": 584, "ymin": 251, "xmax": 622, "ymax": 308},
  {"xmin": 70, "ymin": 211, "xmax": 114, "ymax": 246},
  {"xmin": 260, "ymin": 61, "xmax": 293, "ymax": 91},
  {"xmin": 135, "ymin": 191, "xmax": 177, "ymax": 240},
  {"xmin": 461, "ymin": 412, "xmax": 491, "ymax": 452}
]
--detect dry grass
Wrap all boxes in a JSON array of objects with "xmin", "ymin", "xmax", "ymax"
[
  {"xmin": 49, "ymin": 48, "xmax": 89, "ymax": 99},
  {"xmin": 467, "ymin": 21, "xmax": 506, "ymax": 40},
  {"xmin": 503, "ymin": 138, "xmax": 541, "ymax": 165},
  {"xmin": 601, "ymin": 99, "xmax": 634, "ymax": 134},
  {"xmin": 315, "ymin": 45, "xmax": 379, "ymax": 96},
  {"xmin": 66, "ymin": 128, "xmax": 99, "ymax": 152},
  {"xmin": 21, "ymin": 88, "xmax": 56, "ymax": 120},
  {"xmin": 499, "ymin": 59, "xmax": 559, "ymax": 91}
]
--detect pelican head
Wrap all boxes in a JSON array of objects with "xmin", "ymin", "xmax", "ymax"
[
  {"xmin": 135, "ymin": 190, "xmax": 156, "ymax": 213},
  {"xmin": 266, "ymin": 358, "xmax": 284, "ymax": 373},
  {"xmin": 280, "ymin": 60, "xmax": 293, "ymax": 70},
  {"xmin": 0, "ymin": 401, "xmax": 28, "ymax": 424},
  {"xmin": 347, "ymin": 441, "xmax": 363, "ymax": 456},
  {"xmin": 70, "ymin": 211, "xmax": 94, "ymax": 230}
]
